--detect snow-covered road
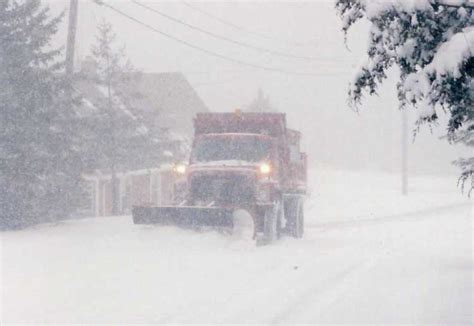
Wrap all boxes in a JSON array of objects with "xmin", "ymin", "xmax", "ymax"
[{"xmin": 1, "ymin": 169, "xmax": 472, "ymax": 324}]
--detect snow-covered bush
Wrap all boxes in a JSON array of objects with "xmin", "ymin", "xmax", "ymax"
[
  {"xmin": 0, "ymin": 1, "xmax": 83, "ymax": 228},
  {"xmin": 336, "ymin": 0, "xmax": 473, "ymax": 194}
]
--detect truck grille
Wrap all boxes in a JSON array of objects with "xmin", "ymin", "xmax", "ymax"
[{"xmin": 189, "ymin": 174, "xmax": 255, "ymax": 207}]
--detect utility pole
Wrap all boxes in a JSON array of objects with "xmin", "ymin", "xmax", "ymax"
[
  {"xmin": 401, "ymin": 108, "xmax": 408, "ymax": 195},
  {"xmin": 65, "ymin": 0, "xmax": 79, "ymax": 76}
]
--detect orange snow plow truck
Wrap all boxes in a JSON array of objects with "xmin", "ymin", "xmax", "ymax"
[{"xmin": 132, "ymin": 111, "xmax": 307, "ymax": 244}]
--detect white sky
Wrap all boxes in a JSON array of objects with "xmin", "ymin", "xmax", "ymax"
[
  {"xmin": 44, "ymin": 0, "xmax": 467, "ymax": 176},
  {"xmin": 46, "ymin": 0, "xmax": 361, "ymax": 110}
]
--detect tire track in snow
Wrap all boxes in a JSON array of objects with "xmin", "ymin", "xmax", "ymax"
[
  {"xmin": 268, "ymin": 207, "xmax": 441, "ymax": 324},
  {"xmin": 306, "ymin": 202, "xmax": 472, "ymax": 230},
  {"xmin": 269, "ymin": 260, "xmax": 366, "ymax": 324},
  {"xmin": 164, "ymin": 204, "xmax": 472, "ymax": 322}
]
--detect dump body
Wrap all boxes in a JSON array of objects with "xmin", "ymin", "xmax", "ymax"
[{"xmin": 194, "ymin": 112, "xmax": 287, "ymax": 137}]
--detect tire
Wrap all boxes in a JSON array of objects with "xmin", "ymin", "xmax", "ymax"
[
  {"xmin": 276, "ymin": 200, "xmax": 284, "ymax": 239},
  {"xmin": 262, "ymin": 201, "xmax": 282, "ymax": 243},
  {"xmin": 285, "ymin": 196, "xmax": 304, "ymax": 239},
  {"xmin": 294, "ymin": 201, "xmax": 304, "ymax": 238}
]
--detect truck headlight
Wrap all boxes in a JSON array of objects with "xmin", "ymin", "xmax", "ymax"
[
  {"xmin": 174, "ymin": 163, "xmax": 187, "ymax": 174},
  {"xmin": 260, "ymin": 163, "xmax": 271, "ymax": 175}
]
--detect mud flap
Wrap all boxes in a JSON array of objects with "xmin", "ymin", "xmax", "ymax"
[{"xmin": 132, "ymin": 206, "xmax": 234, "ymax": 229}]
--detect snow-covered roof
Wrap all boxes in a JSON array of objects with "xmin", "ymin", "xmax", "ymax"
[
  {"xmin": 74, "ymin": 71, "xmax": 207, "ymax": 172},
  {"xmin": 125, "ymin": 72, "xmax": 209, "ymax": 138},
  {"xmin": 82, "ymin": 164, "xmax": 175, "ymax": 181},
  {"xmin": 74, "ymin": 71, "xmax": 209, "ymax": 140}
]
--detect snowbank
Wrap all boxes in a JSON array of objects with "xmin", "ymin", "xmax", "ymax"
[{"xmin": 1, "ymin": 168, "xmax": 472, "ymax": 324}]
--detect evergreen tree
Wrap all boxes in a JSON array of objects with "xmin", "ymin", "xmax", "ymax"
[
  {"xmin": 247, "ymin": 88, "xmax": 275, "ymax": 112},
  {"xmin": 336, "ymin": 0, "xmax": 473, "ymax": 194},
  {"xmin": 83, "ymin": 21, "xmax": 161, "ymax": 214},
  {"xmin": 0, "ymin": 0, "xmax": 83, "ymax": 229}
]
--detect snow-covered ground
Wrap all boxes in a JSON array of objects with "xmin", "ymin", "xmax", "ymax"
[{"xmin": 1, "ymin": 168, "xmax": 472, "ymax": 324}]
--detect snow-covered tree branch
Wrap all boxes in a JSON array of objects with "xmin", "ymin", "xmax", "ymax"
[{"xmin": 336, "ymin": 0, "xmax": 474, "ymax": 194}]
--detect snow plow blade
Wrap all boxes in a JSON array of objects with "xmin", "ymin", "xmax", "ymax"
[{"xmin": 132, "ymin": 206, "xmax": 234, "ymax": 228}]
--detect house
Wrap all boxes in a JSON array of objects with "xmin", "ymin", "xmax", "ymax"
[
  {"xmin": 80, "ymin": 166, "xmax": 179, "ymax": 217},
  {"xmin": 78, "ymin": 58, "xmax": 208, "ymax": 142},
  {"xmin": 75, "ymin": 61, "xmax": 208, "ymax": 216},
  {"xmin": 129, "ymin": 72, "xmax": 209, "ymax": 138}
]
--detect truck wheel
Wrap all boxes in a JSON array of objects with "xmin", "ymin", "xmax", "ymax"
[
  {"xmin": 276, "ymin": 201, "xmax": 284, "ymax": 239},
  {"xmin": 294, "ymin": 201, "xmax": 304, "ymax": 238},
  {"xmin": 260, "ymin": 201, "xmax": 282, "ymax": 244},
  {"xmin": 286, "ymin": 197, "xmax": 304, "ymax": 239}
]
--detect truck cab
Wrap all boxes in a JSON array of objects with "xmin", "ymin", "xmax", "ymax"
[{"xmin": 185, "ymin": 133, "xmax": 279, "ymax": 207}]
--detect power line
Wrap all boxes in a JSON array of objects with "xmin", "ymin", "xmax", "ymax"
[
  {"xmin": 191, "ymin": 70, "xmax": 348, "ymax": 88},
  {"xmin": 181, "ymin": 1, "xmax": 316, "ymax": 49},
  {"xmin": 93, "ymin": 0, "xmax": 321, "ymax": 77},
  {"xmin": 192, "ymin": 78, "xmax": 242, "ymax": 88},
  {"xmin": 132, "ymin": 0, "xmax": 318, "ymax": 62}
]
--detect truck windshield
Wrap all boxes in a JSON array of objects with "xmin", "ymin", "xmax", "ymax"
[{"xmin": 192, "ymin": 135, "xmax": 272, "ymax": 163}]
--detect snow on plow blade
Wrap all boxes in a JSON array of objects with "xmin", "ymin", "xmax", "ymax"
[{"xmin": 132, "ymin": 206, "xmax": 234, "ymax": 228}]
